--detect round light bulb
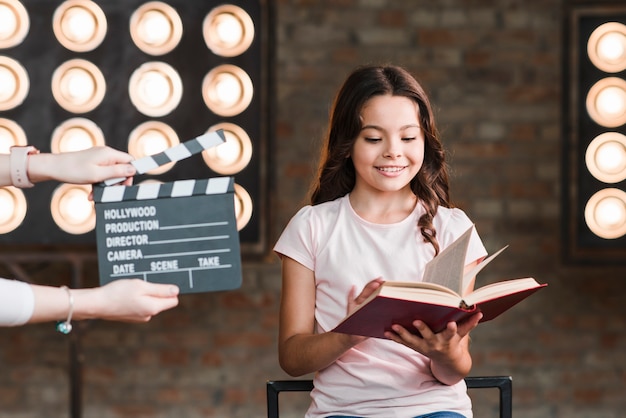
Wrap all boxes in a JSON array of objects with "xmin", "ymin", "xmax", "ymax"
[
  {"xmin": 596, "ymin": 86, "xmax": 626, "ymax": 117},
  {"xmin": 597, "ymin": 32, "xmax": 626, "ymax": 62},
  {"xmin": 595, "ymin": 141, "xmax": 625, "ymax": 174},
  {"xmin": 138, "ymin": 10, "xmax": 171, "ymax": 45},
  {"xmin": 138, "ymin": 71, "xmax": 171, "ymax": 107},
  {"xmin": 51, "ymin": 184, "xmax": 95, "ymax": 234},
  {"xmin": 585, "ymin": 189, "xmax": 626, "ymax": 239},
  {"xmin": 63, "ymin": 7, "xmax": 96, "ymax": 43},
  {"xmin": 0, "ymin": 5, "xmax": 17, "ymax": 39},
  {"xmin": 215, "ymin": 14, "xmax": 243, "ymax": 46},
  {"xmin": 0, "ymin": 66, "xmax": 16, "ymax": 101}
]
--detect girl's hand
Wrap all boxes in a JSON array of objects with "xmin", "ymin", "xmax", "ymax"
[
  {"xmin": 344, "ymin": 278, "xmax": 385, "ymax": 343},
  {"xmin": 385, "ymin": 311, "xmax": 482, "ymax": 358},
  {"xmin": 384, "ymin": 312, "xmax": 481, "ymax": 385}
]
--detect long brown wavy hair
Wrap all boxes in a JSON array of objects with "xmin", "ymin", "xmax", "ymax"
[{"xmin": 309, "ymin": 65, "xmax": 451, "ymax": 255}]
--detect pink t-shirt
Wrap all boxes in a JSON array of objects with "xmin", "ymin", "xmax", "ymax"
[{"xmin": 274, "ymin": 194, "xmax": 487, "ymax": 418}]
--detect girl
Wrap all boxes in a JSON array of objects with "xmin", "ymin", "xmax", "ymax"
[{"xmin": 274, "ymin": 65, "xmax": 487, "ymax": 418}]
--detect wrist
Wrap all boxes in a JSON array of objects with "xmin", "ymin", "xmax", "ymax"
[
  {"xmin": 70, "ymin": 287, "xmax": 105, "ymax": 321},
  {"xmin": 55, "ymin": 286, "xmax": 74, "ymax": 334},
  {"xmin": 23, "ymin": 152, "xmax": 58, "ymax": 184},
  {"xmin": 9, "ymin": 146, "xmax": 39, "ymax": 187}
]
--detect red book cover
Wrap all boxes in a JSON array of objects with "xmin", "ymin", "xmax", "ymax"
[
  {"xmin": 332, "ymin": 283, "xmax": 547, "ymax": 339},
  {"xmin": 474, "ymin": 284, "xmax": 546, "ymax": 322},
  {"xmin": 333, "ymin": 297, "xmax": 475, "ymax": 338}
]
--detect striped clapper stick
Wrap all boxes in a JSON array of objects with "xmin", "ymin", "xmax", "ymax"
[
  {"xmin": 92, "ymin": 177, "xmax": 242, "ymax": 294},
  {"xmin": 102, "ymin": 129, "xmax": 226, "ymax": 186}
]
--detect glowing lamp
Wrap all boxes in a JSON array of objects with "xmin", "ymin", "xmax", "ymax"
[
  {"xmin": 0, "ymin": 55, "xmax": 29, "ymax": 111},
  {"xmin": 130, "ymin": 1, "xmax": 182, "ymax": 56},
  {"xmin": 0, "ymin": 0, "xmax": 29, "ymax": 49},
  {"xmin": 584, "ymin": 188, "xmax": 626, "ymax": 239},
  {"xmin": 587, "ymin": 22, "xmax": 626, "ymax": 73},
  {"xmin": 53, "ymin": 0, "xmax": 107, "ymax": 52},
  {"xmin": 203, "ymin": 5, "xmax": 254, "ymax": 57},
  {"xmin": 50, "ymin": 184, "xmax": 95, "ymax": 235},
  {"xmin": 51, "ymin": 118, "xmax": 105, "ymax": 153},
  {"xmin": 127, "ymin": 121, "xmax": 179, "ymax": 175}
]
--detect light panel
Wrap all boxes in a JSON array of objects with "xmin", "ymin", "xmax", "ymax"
[
  {"xmin": 0, "ymin": 0, "xmax": 270, "ymax": 255},
  {"xmin": 0, "ymin": 0, "xmax": 28, "ymax": 49},
  {"xmin": 53, "ymin": 0, "xmax": 107, "ymax": 52},
  {"xmin": 563, "ymin": 5, "xmax": 626, "ymax": 263}
]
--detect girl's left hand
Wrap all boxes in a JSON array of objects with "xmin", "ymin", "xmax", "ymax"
[{"xmin": 384, "ymin": 311, "xmax": 483, "ymax": 360}]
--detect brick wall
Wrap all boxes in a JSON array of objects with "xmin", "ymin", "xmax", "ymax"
[{"xmin": 1, "ymin": 0, "xmax": 626, "ymax": 417}]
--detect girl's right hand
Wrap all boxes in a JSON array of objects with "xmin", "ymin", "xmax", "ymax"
[{"xmin": 344, "ymin": 278, "xmax": 385, "ymax": 342}]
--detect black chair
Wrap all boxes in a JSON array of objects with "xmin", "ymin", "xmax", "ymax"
[{"xmin": 267, "ymin": 376, "xmax": 512, "ymax": 418}]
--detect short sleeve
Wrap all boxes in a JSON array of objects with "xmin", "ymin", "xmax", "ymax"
[
  {"xmin": 274, "ymin": 206, "xmax": 316, "ymax": 271},
  {"xmin": 0, "ymin": 278, "xmax": 35, "ymax": 326}
]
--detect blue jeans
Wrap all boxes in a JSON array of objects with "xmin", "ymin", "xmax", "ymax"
[{"xmin": 327, "ymin": 413, "xmax": 466, "ymax": 418}]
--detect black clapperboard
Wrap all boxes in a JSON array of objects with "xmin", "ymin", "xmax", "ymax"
[{"xmin": 92, "ymin": 130, "xmax": 242, "ymax": 294}]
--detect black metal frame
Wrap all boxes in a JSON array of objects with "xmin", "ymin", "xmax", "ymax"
[
  {"xmin": 266, "ymin": 376, "xmax": 513, "ymax": 418},
  {"xmin": 561, "ymin": 1, "xmax": 626, "ymax": 264}
]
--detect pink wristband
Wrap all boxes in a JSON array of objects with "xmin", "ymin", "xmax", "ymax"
[{"xmin": 9, "ymin": 145, "xmax": 39, "ymax": 188}]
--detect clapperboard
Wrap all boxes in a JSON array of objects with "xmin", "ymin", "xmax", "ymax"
[{"xmin": 92, "ymin": 130, "xmax": 242, "ymax": 294}]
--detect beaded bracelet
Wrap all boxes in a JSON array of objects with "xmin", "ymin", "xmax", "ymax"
[{"xmin": 56, "ymin": 286, "xmax": 74, "ymax": 334}]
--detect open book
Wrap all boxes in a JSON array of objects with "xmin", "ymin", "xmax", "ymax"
[{"xmin": 332, "ymin": 226, "xmax": 547, "ymax": 339}]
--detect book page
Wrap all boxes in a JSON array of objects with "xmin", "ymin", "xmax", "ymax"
[
  {"xmin": 422, "ymin": 226, "xmax": 473, "ymax": 294},
  {"xmin": 379, "ymin": 282, "xmax": 462, "ymax": 307},
  {"xmin": 461, "ymin": 245, "xmax": 509, "ymax": 295},
  {"xmin": 382, "ymin": 281, "xmax": 460, "ymax": 296},
  {"xmin": 463, "ymin": 277, "xmax": 541, "ymax": 306}
]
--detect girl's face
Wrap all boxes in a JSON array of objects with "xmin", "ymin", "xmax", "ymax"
[{"xmin": 350, "ymin": 94, "xmax": 424, "ymax": 196}]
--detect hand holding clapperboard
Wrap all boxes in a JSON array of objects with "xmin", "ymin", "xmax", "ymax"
[{"xmin": 92, "ymin": 129, "xmax": 243, "ymax": 294}]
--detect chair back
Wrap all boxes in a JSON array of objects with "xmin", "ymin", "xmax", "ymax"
[{"xmin": 266, "ymin": 376, "xmax": 512, "ymax": 418}]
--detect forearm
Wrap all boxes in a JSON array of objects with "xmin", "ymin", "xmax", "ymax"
[
  {"xmin": 0, "ymin": 280, "xmax": 100, "ymax": 326},
  {"xmin": 279, "ymin": 331, "xmax": 360, "ymax": 377}
]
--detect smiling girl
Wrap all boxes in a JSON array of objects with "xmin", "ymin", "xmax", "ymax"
[{"xmin": 274, "ymin": 65, "xmax": 488, "ymax": 418}]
